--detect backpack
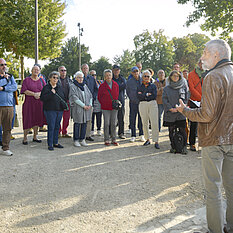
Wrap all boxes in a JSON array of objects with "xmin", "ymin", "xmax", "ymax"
[{"xmin": 172, "ymin": 128, "xmax": 185, "ymax": 153}]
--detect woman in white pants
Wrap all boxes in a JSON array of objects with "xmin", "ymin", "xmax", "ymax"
[{"xmin": 137, "ymin": 70, "xmax": 159, "ymax": 149}]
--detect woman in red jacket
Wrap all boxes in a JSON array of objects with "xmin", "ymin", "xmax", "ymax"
[{"xmin": 98, "ymin": 69, "xmax": 119, "ymax": 146}]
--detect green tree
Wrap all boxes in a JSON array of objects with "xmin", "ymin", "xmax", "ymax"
[
  {"xmin": 173, "ymin": 36, "xmax": 196, "ymax": 70},
  {"xmin": 177, "ymin": 0, "xmax": 233, "ymax": 38},
  {"xmin": 0, "ymin": 0, "xmax": 66, "ymax": 79},
  {"xmin": 90, "ymin": 57, "xmax": 112, "ymax": 80},
  {"xmin": 113, "ymin": 49, "xmax": 136, "ymax": 78},
  {"xmin": 133, "ymin": 29, "xmax": 174, "ymax": 76},
  {"xmin": 42, "ymin": 37, "xmax": 91, "ymax": 78}
]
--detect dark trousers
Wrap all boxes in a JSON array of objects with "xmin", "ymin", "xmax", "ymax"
[
  {"xmin": 44, "ymin": 110, "xmax": 63, "ymax": 147},
  {"xmin": 117, "ymin": 105, "xmax": 125, "ymax": 135},
  {"xmin": 168, "ymin": 125, "xmax": 187, "ymax": 149},
  {"xmin": 129, "ymin": 102, "xmax": 143, "ymax": 137},
  {"xmin": 91, "ymin": 112, "xmax": 102, "ymax": 131},
  {"xmin": 189, "ymin": 101, "xmax": 198, "ymax": 145},
  {"xmin": 74, "ymin": 123, "xmax": 87, "ymax": 141}
]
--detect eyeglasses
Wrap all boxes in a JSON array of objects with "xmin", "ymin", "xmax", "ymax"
[
  {"xmin": 52, "ymin": 76, "xmax": 59, "ymax": 79},
  {"xmin": 0, "ymin": 64, "xmax": 7, "ymax": 67},
  {"xmin": 133, "ymin": 70, "xmax": 139, "ymax": 73},
  {"xmin": 143, "ymin": 75, "xmax": 150, "ymax": 78},
  {"xmin": 60, "ymin": 69, "xmax": 66, "ymax": 72},
  {"xmin": 92, "ymin": 74, "xmax": 96, "ymax": 76}
]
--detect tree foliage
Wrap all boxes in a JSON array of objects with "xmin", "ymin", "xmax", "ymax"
[
  {"xmin": 0, "ymin": 0, "xmax": 66, "ymax": 59},
  {"xmin": 113, "ymin": 50, "xmax": 136, "ymax": 78},
  {"xmin": 42, "ymin": 37, "xmax": 91, "ymax": 77},
  {"xmin": 133, "ymin": 29, "xmax": 174, "ymax": 76},
  {"xmin": 177, "ymin": 0, "xmax": 233, "ymax": 38},
  {"xmin": 90, "ymin": 57, "xmax": 112, "ymax": 80},
  {"xmin": 173, "ymin": 33, "xmax": 210, "ymax": 71}
]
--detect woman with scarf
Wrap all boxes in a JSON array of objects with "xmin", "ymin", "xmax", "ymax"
[
  {"xmin": 137, "ymin": 70, "xmax": 160, "ymax": 149},
  {"xmin": 69, "ymin": 71, "xmax": 92, "ymax": 147},
  {"xmin": 162, "ymin": 70, "xmax": 189, "ymax": 154}
]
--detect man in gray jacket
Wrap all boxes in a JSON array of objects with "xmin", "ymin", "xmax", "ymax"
[{"xmin": 177, "ymin": 39, "xmax": 233, "ymax": 233}]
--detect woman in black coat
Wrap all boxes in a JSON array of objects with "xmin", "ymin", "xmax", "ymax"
[{"xmin": 40, "ymin": 71, "xmax": 67, "ymax": 151}]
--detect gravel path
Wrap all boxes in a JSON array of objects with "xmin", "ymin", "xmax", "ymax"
[{"xmin": 0, "ymin": 102, "xmax": 208, "ymax": 233}]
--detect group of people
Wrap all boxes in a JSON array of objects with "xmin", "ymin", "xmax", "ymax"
[{"xmin": 0, "ymin": 39, "xmax": 233, "ymax": 233}]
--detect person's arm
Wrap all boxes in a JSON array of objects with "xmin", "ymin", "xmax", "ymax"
[
  {"xmin": 3, "ymin": 76, "xmax": 17, "ymax": 92},
  {"xmin": 40, "ymin": 85, "xmax": 54, "ymax": 102},
  {"xmin": 179, "ymin": 74, "xmax": 220, "ymax": 122}
]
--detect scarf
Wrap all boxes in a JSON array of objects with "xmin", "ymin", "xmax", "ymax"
[
  {"xmin": 169, "ymin": 77, "xmax": 186, "ymax": 90},
  {"xmin": 142, "ymin": 80, "xmax": 150, "ymax": 88},
  {"xmin": 195, "ymin": 66, "xmax": 203, "ymax": 79},
  {"xmin": 74, "ymin": 79, "xmax": 84, "ymax": 91}
]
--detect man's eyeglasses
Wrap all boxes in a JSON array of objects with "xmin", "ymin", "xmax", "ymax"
[
  {"xmin": 52, "ymin": 76, "xmax": 59, "ymax": 79},
  {"xmin": 0, "ymin": 64, "xmax": 7, "ymax": 67},
  {"xmin": 143, "ymin": 75, "xmax": 150, "ymax": 78},
  {"xmin": 92, "ymin": 74, "xmax": 96, "ymax": 76},
  {"xmin": 60, "ymin": 69, "xmax": 66, "ymax": 72},
  {"xmin": 133, "ymin": 70, "xmax": 139, "ymax": 73}
]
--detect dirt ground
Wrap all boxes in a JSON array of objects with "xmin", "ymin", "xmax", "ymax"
[{"xmin": 0, "ymin": 101, "xmax": 207, "ymax": 233}]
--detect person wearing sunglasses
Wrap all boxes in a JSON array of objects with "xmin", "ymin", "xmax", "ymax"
[
  {"xmin": 137, "ymin": 70, "xmax": 159, "ymax": 149},
  {"xmin": 0, "ymin": 58, "xmax": 17, "ymax": 156},
  {"xmin": 40, "ymin": 71, "xmax": 66, "ymax": 151},
  {"xmin": 58, "ymin": 66, "xmax": 72, "ymax": 138}
]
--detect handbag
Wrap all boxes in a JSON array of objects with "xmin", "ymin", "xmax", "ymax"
[
  {"xmin": 55, "ymin": 92, "xmax": 69, "ymax": 111},
  {"xmin": 107, "ymin": 89, "xmax": 122, "ymax": 110}
]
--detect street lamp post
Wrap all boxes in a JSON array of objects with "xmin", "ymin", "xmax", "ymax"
[
  {"xmin": 77, "ymin": 23, "xmax": 83, "ymax": 70},
  {"xmin": 35, "ymin": 0, "xmax": 39, "ymax": 64}
]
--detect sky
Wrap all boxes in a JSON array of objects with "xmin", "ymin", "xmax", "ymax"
[{"xmin": 27, "ymin": 0, "xmax": 210, "ymax": 68}]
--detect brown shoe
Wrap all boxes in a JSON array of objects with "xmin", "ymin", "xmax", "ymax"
[
  {"xmin": 105, "ymin": 141, "xmax": 110, "ymax": 146},
  {"xmin": 62, "ymin": 134, "xmax": 71, "ymax": 138},
  {"xmin": 111, "ymin": 141, "xmax": 119, "ymax": 146},
  {"xmin": 190, "ymin": 144, "xmax": 196, "ymax": 151}
]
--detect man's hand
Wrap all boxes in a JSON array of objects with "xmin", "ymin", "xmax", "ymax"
[
  {"xmin": 176, "ymin": 99, "xmax": 185, "ymax": 113},
  {"xmin": 0, "ymin": 87, "xmax": 3, "ymax": 91}
]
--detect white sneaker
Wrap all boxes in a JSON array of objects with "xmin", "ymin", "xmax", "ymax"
[
  {"xmin": 91, "ymin": 131, "xmax": 94, "ymax": 136},
  {"xmin": 97, "ymin": 130, "xmax": 102, "ymax": 136},
  {"xmin": 129, "ymin": 137, "xmax": 136, "ymax": 142},
  {"xmin": 2, "ymin": 149, "xmax": 13, "ymax": 156},
  {"xmin": 126, "ymin": 129, "xmax": 131, "ymax": 134},
  {"xmin": 80, "ymin": 139, "xmax": 88, "ymax": 147},
  {"xmin": 74, "ymin": 140, "xmax": 81, "ymax": 147},
  {"xmin": 139, "ymin": 135, "xmax": 146, "ymax": 142}
]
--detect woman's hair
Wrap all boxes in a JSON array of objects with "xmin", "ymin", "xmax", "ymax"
[
  {"xmin": 103, "ymin": 69, "xmax": 112, "ymax": 77},
  {"xmin": 142, "ymin": 70, "xmax": 151, "ymax": 77},
  {"xmin": 31, "ymin": 65, "xmax": 40, "ymax": 72},
  {"xmin": 48, "ymin": 71, "xmax": 60, "ymax": 80},
  {"xmin": 169, "ymin": 70, "xmax": 181, "ymax": 81},
  {"xmin": 74, "ymin": 71, "xmax": 84, "ymax": 79},
  {"xmin": 147, "ymin": 68, "xmax": 154, "ymax": 77}
]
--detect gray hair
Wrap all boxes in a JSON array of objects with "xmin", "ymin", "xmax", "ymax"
[
  {"xmin": 58, "ymin": 66, "xmax": 66, "ymax": 71},
  {"xmin": 142, "ymin": 70, "xmax": 151, "ymax": 77},
  {"xmin": 205, "ymin": 39, "xmax": 231, "ymax": 60},
  {"xmin": 103, "ymin": 69, "xmax": 112, "ymax": 77},
  {"xmin": 74, "ymin": 71, "xmax": 84, "ymax": 79},
  {"xmin": 48, "ymin": 71, "xmax": 60, "ymax": 80},
  {"xmin": 31, "ymin": 65, "xmax": 40, "ymax": 72}
]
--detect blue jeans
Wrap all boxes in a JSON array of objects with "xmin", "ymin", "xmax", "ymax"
[
  {"xmin": 44, "ymin": 110, "xmax": 63, "ymax": 147},
  {"xmin": 129, "ymin": 102, "xmax": 143, "ymax": 137},
  {"xmin": 73, "ymin": 123, "xmax": 87, "ymax": 141},
  {"xmin": 158, "ymin": 104, "xmax": 164, "ymax": 132}
]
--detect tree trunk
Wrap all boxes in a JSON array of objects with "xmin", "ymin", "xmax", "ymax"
[{"xmin": 20, "ymin": 56, "xmax": 24, "ymax": 83}]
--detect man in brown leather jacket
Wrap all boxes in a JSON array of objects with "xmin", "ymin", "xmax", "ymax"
[{"xmin": 176, "ymin": 39, "xmax": 233, "ymax": 233}]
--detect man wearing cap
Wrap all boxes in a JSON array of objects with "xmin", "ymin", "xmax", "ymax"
[
  {"xmin": 0, "ymin": 58, "xmax": 17, "ymax": 156},
  {"xmin": 126, "ymin": 66, "xmax": 145, "ymax": 142},
  {"xmin": 112, "ymin": 65, "xmax": 126, "ymax": 139}
]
